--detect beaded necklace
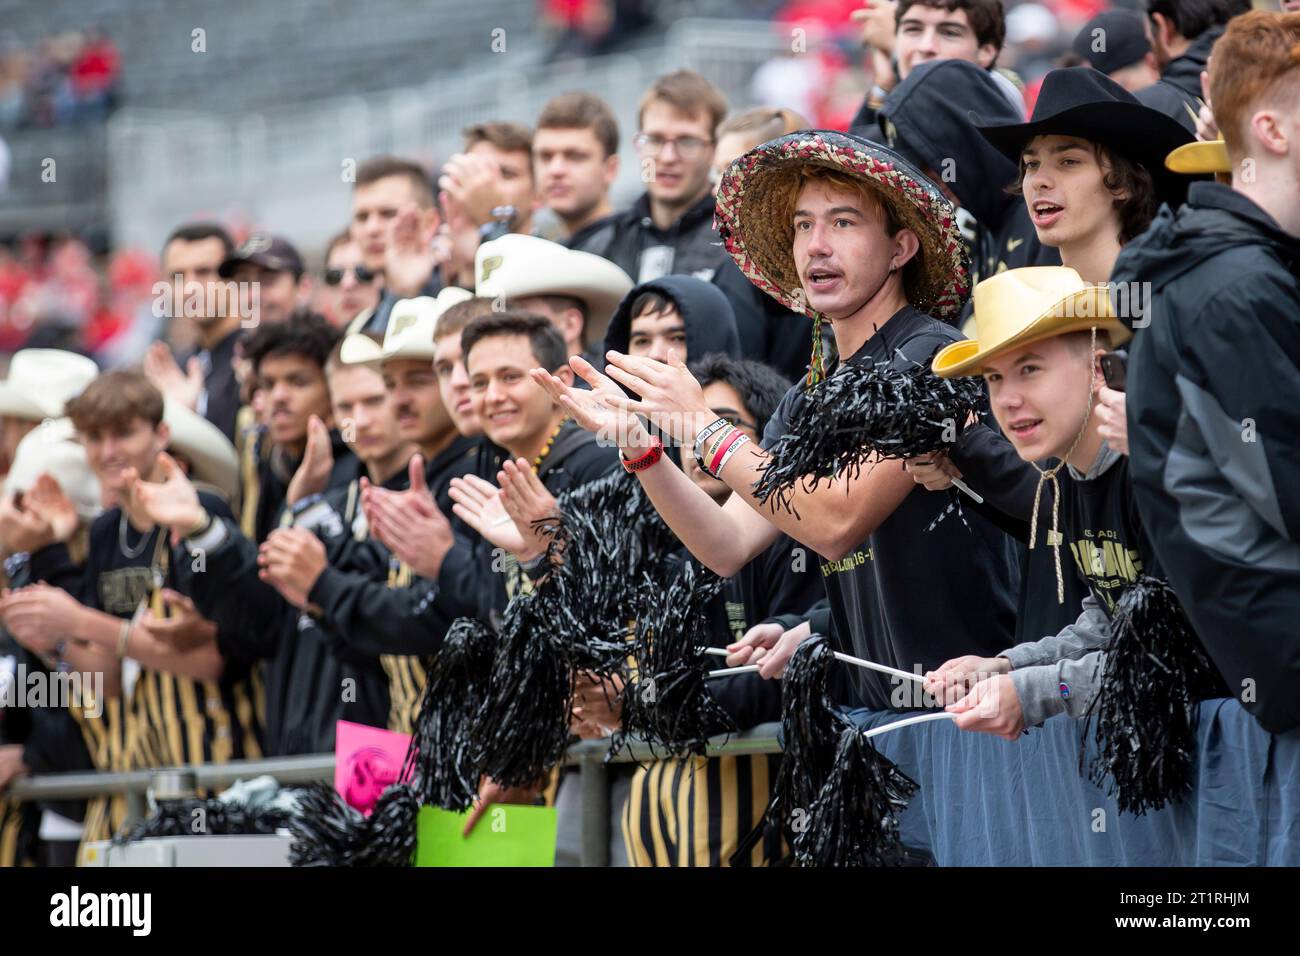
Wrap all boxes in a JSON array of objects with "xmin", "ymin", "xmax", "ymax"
[{"xmin": 531, "ymin": 417, "xmax": 568, "ymax": 474}]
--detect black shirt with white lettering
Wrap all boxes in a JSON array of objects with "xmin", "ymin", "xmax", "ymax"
[{"xmin": 760, "ymin": 306, "xmax": 1020, "ymax": 709}]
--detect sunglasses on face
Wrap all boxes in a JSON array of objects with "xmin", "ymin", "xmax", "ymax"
[{"xmin": 324, "ymin": 264, "xmax": 378, "ymax": 285}]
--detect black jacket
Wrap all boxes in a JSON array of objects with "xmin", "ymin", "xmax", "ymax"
[
  {"xmin": 878, "ymin": 59, "xmax": 1060, "ymax": 287},
  {"xmin": 1136, "ymin": 25, "xmax": 1220, "ymax": 133},
  {"xmin": 575, "ymin": 191, "xmax": 814, "ymax": 384},
  {"xmin": 189, "ymin": 328, "xmax": 243, "ymax": 444},
  {"xmin": 1114, "ymin": 181, "xmax": 1300, "ymax": 733}
]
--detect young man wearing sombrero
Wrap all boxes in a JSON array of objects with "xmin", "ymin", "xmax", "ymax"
[
  {"xmin": 974, "ymin": 67, "xmax": 1194, "ymax": 285},
  {"xmin": 920, "ymin": 267, "xmax": 1226, "ymax": 736},
  {"xmin": 1115, "ymin": 10, "xmax": 1300, "ymax": 734},
  {"xmin": 535, "ymin": 131, "xmax": 1020, "ymax": 713}
]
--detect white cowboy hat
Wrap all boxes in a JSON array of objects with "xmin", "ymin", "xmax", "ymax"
[
  {"xmin": 163, "ymin": 399, "xmax": 240, "ymax": 504},
  {"xmin": 474, "ymin": 234, "xmax": 633, "ymax": 349},
  {"xmin": 0, "ymin": 349, "xmax": 100, "ymax": 422},
  {"xmin": 378, "ymin": 288, "xmax": 475, "ymax": 363},
  {"xmin": 3, "ymin": 417, "xmax": 102, "ymax": 521}
]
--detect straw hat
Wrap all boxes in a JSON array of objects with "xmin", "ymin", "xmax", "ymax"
[
  {"xmin": 1165, "ymin": 139, "xmax": 1229, "ymax": 176},
  {"xmin": 714, "ymin": 130, "xmax": 970, "ymax": 325},
  {"xmin": 0, "ymin": 349, "xmax": 99, "ymax": 422},
  {"xmin": 932, "ymin": 267, "xmax": 1131, "ymax": 378},
  {"xmin": 475, "ymin": 234, "xmax": 633, "ymax": 349}
]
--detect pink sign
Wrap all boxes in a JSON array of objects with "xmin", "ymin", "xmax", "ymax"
[{"xmin": 333, "ymin": 720, "xmax": 412, "ymax": 816}]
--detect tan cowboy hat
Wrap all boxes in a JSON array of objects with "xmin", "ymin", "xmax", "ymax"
[
  {"xmin": 714, "ymin": 130, "xmax": 971, "ymax": 324},
  {"xmin": 3, "ymin": 417, "xmax": 102, "ymax": 521},
  {"xmin": 474, "ymin": 234, "xmax": 634, "ymax": 349},
  {"xmin": 164, "ymin": 399, "xmax": 240, "ymax": 503},
  {"xmin": 932, "ymin": 267, "xmax": 1131, "ymax": 378},
  {"xmin": 378, "ymin": 289, "xmax": 475, "ymax": 363},
  {"xmin": 1165, "ymin": 139, "xmax": 1229, "ymax": 176},
  {"xmin": 0, "ymin": 349, "xmax": 99, "ymax": 422}
]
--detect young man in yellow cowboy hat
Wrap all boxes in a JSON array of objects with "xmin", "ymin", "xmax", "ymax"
[
  {"xmin": 918, "ymin": 266, "xmax": 1223, "ymax": 736},
  {"xmin": 534, "ymin": 131, "xmax": 1021, "ymax": 715}
]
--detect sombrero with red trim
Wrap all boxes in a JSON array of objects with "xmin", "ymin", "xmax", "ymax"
[{"xmin": 714, "ymin": 130, "xmax": 971, "ymax": 347}]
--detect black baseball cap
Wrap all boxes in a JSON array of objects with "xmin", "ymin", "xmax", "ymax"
[
  {"xmin": 218, "ymin": 233, "xmax": 305, "ymax": 278},
  {"xmin": 1072, "ymin": 11, "xmax": 1151, "ymax": 75}
]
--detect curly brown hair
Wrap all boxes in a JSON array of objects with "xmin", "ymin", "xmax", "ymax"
[{"xmin": 1012, "ymin": 142, "xmax": 1156, "ymax": 245}]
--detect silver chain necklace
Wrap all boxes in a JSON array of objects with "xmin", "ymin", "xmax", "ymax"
[{"xmin": 118, "ymin": 510, "xmax": 156, "ymax": 560}]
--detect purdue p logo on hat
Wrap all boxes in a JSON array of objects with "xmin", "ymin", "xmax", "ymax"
[{"xmin": 473, "ymin": 234, "xmax": 633, "ymax": 349}]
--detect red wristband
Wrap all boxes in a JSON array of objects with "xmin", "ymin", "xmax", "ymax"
[
  {"xmin": 621, "ymin": 435, "xmax": 664, "ymax": 473},
  {"xmin": 708, "ymin": 427, "xmax": 744, "ymax": 475}
]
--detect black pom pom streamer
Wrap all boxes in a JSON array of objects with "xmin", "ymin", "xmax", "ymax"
[
  {"xmin": 473, "ymin": 593, "xmax": 576, "ymax": 790},
  {"xmin": 1085, "ymin": 575, "xmax": 1225, "ymax": 815},
  {"xmin": 794, "ymin": 726, "xmax": 919, "ymax": 867},
  {"xmin": 289, "ymin": 782, "xmax": 419, "ymax": 867},
  {"xmin": 617, "ymin": 559, "xmax": 733, "ymax": 758},
  {"xmin": 754, "ymin": 355, "xmax": 986, "ymax": 514},
  {"xmin": 116, "ymin": 797, "xmax": 292, "ymax": 843},
  {"xmin": 537, "ymin": 471, "xmax": 685, "ymax": 676},
  {"xmin": 402, "ymin": 616, "xmax": 497, "ymax": 812}
]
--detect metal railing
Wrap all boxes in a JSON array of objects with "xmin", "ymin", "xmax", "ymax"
[{"xmin": 6, "ymin": 722, "xmax": 782, "ymax": 867}]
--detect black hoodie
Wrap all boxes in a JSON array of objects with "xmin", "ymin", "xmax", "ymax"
[
  {"xmin": 1136, "ymin": 24, "xmax": 1221, "ymax": 133},
  {"xmin": 602, "ymin": 274, "xmax": 742, "ymax": 363},
  {"xmin": 1114, "ymin": 181, "xmax": 1300, "ymax": 734},
  {"xmin": 878, "ymin": 59, "xmax": 1060, "ymax": 288}
]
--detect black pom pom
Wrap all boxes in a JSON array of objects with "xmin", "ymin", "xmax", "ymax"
[
  {"xmin": 617, "ymin": 559, "xmax": 732, "ymax": 758},
  {"xmin": 403, "ymin": 617, "xmax": 497, "ymax": 812},
  {"xmin": 1086, "ymin": 575, "xmax": 1225, "ymax": 815},
  {"xmin": 754, "ymin": 356, "xmax": 986, "ymax": 514},
  {"xmin": 537, "ymin": 471, "xmax": 684, "ymax": 676},
  {"xmin": 794, "ymin": 726, "xmax": 919, "ymax": 867},
  {"xmin": 116, "ymin": 797, "xmax": 292, "ymax": 843},
  {"xmin": 288, "ymin": 783, "xmax": 418, "ymax": 867},
  {"xmin": 732, "ymin": 636, "xmax": 845, "ymax": 865},
  {"xmin": 473, "ymin": 593, "xmax": 575, "ymax": 790}
]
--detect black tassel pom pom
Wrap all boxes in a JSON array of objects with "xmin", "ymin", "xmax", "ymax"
[
  {"xmin": 403, "ymin": 616, "xmax": 497, "ymax": 812},
  {"xmin": 289, "ymin": 783, "xmax": 419, "ymax": 867},
  {"xmin": 1086, "ymin": 575, "xmax": 1225, "ymax": 815},
  {"xmin": 754, "ymin": 357, "xmax": 986, "ymax": 514}
]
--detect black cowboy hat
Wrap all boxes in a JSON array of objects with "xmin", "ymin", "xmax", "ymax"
[{"xmin": 972, "ymin": 68, "xmax": 1197, "ymax": 206}]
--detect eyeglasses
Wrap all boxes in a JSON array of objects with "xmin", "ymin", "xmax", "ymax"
[
  {"xmin": 324, "ymin": 264, "xmax": 378, "ymax": 285},
  {"xmin": 633, "ymin": 133, "xmax": 714, "ymax": 160}
]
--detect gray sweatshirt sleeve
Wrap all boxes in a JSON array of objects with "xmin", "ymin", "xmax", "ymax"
[
  {"xmin": 1010, "ymin": 650, "xmax": 1106, "ymax": 727},
  {"xmin": 998, "ymin": 593, "xmax": 1110, "ymax": 668}
]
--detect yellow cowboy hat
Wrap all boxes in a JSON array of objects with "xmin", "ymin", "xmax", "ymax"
[
  {"xmin": 932, "ymin": 267, "xmax": 1131, "ymax": 378},
  {"xmin": 1165, "ymin": 139, "xmax": 1229, "ymax": 175}
]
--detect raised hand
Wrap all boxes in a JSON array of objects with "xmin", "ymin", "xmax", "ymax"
[
  {"xmin": 600, "ymin": 349, "xmax": 715, "ymax": 444},
  {"xmin": 383, "ymin": 204, "xmax": 439, "ymax": 297},
  {"xmin": 498, "ymin": 458, "xmax": 558, "ymax": 559},
  {"xmin": 364, "ymin": 456, "xmax": 456, "ymax": 580},
  {"xmin": 124, "ymin": 453, "xmax": 206, "ymax": 536},
  {"xmin": 286, "ymin": 415, "xmax": 335, "ymax": 505},
  {"xmin": 448, "ymin": 474, "xmax": 529, "ymax": 557},
  {"xmin": 530, "ymin": 355, "xmax": 653, "ymax": 454},
  {"xmin": 0, "ymin": 492, "xmax": 58, "ymax": 556},
  {"xmin": 143, "ymin": 340, "xmax": 204, "ymax": 411},
  {"xmin": 25, "ymin": 473, "xmax": 79, "ymax": 544}
]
